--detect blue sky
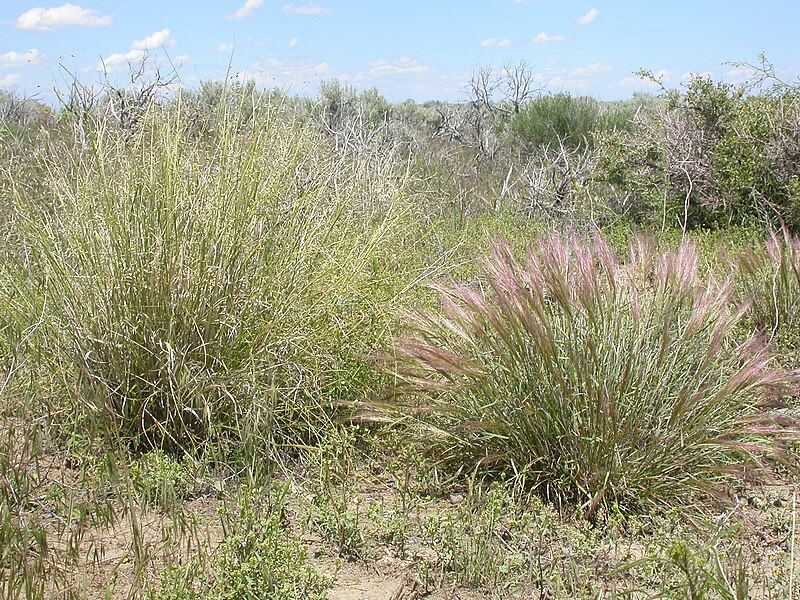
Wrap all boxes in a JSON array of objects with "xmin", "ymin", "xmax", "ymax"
[{"xmin": 2, "ymin": 1, "xmax": 799, "ymax": 106}]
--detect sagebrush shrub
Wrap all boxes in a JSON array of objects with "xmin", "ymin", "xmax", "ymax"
[{"xmin": 387, "ymin": 235, "xmax": 797, "ymax": 516}]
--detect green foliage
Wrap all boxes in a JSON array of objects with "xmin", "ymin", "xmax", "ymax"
[
  {"xmin": 388, "ymin": 234, "xmax": 796, "ymax": 517},
  {"xmin": 153, "ymin": 485, "xmax": 331, "ymax": 600},
  {"xmin": 714, "ymin": 93, "xmax": 800, "ymax": 227},
  {"xmin": 509, "ymin": 93, "xmax": 635, "ymax": 154},
  {"xmin": 424, "ymin": 484, "xmax": 521, "ymax": 590},
  {"xmin": 130, "ymin": 450, "xmax": 195, "ymax": 509},
  {"xmin": 180, "ymin": 80, "xmax": 260, "ymax": 132},
  {"xmin": 509, "ymin": 94, "xmax": 599, "ymax": 153},
  {"xmin": 0, "ymin": 427, "xmax": 51, "ymax": 600},
  {"xmin": 597, "ymin": 72, "xmax": 800, "ymax": 229},
  {"xmin": 213, "ymin": 486, "xmax": 331, "ymax": 600},
  {"xmin": 304, "ymin": 434, "xmax": 365, "ymax": 558},
  {"xmin": 620, "ymin": 525, "xmax": 752, "ymax": 600}
]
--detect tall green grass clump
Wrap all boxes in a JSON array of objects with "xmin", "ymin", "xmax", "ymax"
[
  {"xmin": 387, "ymin": 235, "xmax": 796, "ymax": 516},
  {"xmin": 735, "ymin": 227, "xmax": 800, "ymax": 344},
  {"xmin": 7, "ymin": 93, "xmax": 406, "ymax": 460}
]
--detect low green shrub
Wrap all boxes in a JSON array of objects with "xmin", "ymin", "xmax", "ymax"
[
  {"xmin": 212, "ymin": 486, "xmax": 331, "ymax": 600},
  {"xmin": 152, "ymin": 485, "xmax": 331, "ymax": 600},
  {"xmin": 387, "ymin": 234, "xmax": 797, "ymax": 517},
  {"xmin": 130, "ymin": 450, "xmax": 195, "ymax": 509},
  {"xmin": 509, "ymin": 93, "xmax": 635, "ymax": 155}
]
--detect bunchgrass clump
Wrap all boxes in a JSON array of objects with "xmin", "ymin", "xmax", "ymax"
[
  {"xmin": 6, "ymin": 93, "xmax": 406, "ymax": 461},
  {"xmin": 387, "ymin": 234, "xmax": 797, "ymax": 516},
  {"xmin": 734, "ymin": 226, "xmax": 800, "ymax": 345}
]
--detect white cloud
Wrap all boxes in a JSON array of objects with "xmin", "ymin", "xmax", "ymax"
[
  {"xmin": 578, "ymin": 8, "xmax": 600, "ymax": 25},
  {"xmin": 533, "ymin": 32, "xmax": 566, "ymax": 43},
  {"xmin": 99, "ymin": 50, "xmax": 146, "ymax": 70},
  {"xmin": 0, "ymin": 74, "xmax": 21, "ymax": 87},
  {"xmin": 549, "ymin": 75, "xmax": 589, "ymax": 90},
  {"xmin": 289, "ymin": 37, "xmax": 299, "ymax": 48},
  {"xmin": 132, "ymin": 29, "xmax": 175, "ymax": 51},
  {"xmin": 570, "ymin": 63, "xmax": 612, "ymax": 77},
  {"xmin": 234, "ymin": 56, "xmax": 333, "ymax": 92},
  {"xmin": 282, "ymin": 3, "xmax": 331, "ymax": 16},
  {"xmin": 481, "ymin": 38, "xmax": 512, "ymax": 48},
  {"xmin": 619, "ymin": 69, "xmax": 674, "ymax": 90},
  {"xmin": 619, "ymin": 76, "xmax": 659, "ymax": 89},
  {"xmin": 16, "ymin": 3, "xmax": 112, "ymax": 32},
  {"xmin": 725, "ymin": 66, "xmax": 756, "ymax": 81},
  {"xmin": 217, "ymin": 43, "xmax": 234, "ymax": 52},
  {"xmin": 369, "ymin": 57, "xmax": 434, "ymax": 76},
  {"xmin": 0, "ymin": 49, "xmax": 42, "ymax": 68},
  {"xmin": 96, "ymin": 29, "xmax": 177, "ymax": 73},
  {"xmin": 227, "ymin": 0, "xmax": 263, "ymax": 20},
  {"xmin": 174, "ymin": 54, "xmax": 190, "ymax": 66}
]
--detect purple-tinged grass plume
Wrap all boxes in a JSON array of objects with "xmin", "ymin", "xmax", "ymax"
[{"xmin": 386, "ymin": 234, "xmax": 798, "ymax": 517}]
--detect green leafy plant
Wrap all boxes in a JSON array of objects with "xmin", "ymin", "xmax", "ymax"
[
  {"xmin": 424, "ymin": 483, "xmax": 520, "ymax": 591},
  {"xmin": 0, "ymin": 426, "xmax": 51, "ymax": 600},
  {"xmin": 619, "ymin": 524, "xmax": 753, "ymax": 600},
  {"xmin": 509, "ymin": 93, "xmax": 633, "ymax": 155},
  {"xmin": 152, "ymin": 485, "xmax": 331, "ymax": 600},
  {"xmin": 387, "ymin": 234, "xmax": 797, "ymax": 517},
  {"xmin": 212, "ymin": 485, "xmax": 331, "ymax": 600},
  {"xmin": 597, "ymin": 69, "xmax": 800, "ymax": 230},
  {"xmin": 130, "ymin": 450, "xmax": 195, "ymax": 510}
]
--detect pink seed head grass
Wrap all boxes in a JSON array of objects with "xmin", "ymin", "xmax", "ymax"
[{"xmin": 385, "ymin": 233, "xmax": 799, "ymax": 518}]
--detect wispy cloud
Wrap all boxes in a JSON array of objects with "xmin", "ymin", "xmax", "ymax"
[
  {"xmin": 0, "ymin": 74, "xmax": 21, "ymax": 87},
  {"xmin": 96, "ymin": 29, "xmax": 176, "ymax": 73},
  {"xmin": 227, "ymin": 0, "xmax": 263, "ymax": 20},
  {"xmin": 174, "ymin": 54, "xmax": 190, "ymax": 66},
  {"xmin": 619, "ymin": 76, "xmax": 658, "ymax": 89},
  {"xmin": 570, "ymin": 63, "xmax": 612, "ymax": 77},
  {"xmin": 282, "ymin": 3, "xmax": 331, "ymax": 16},
  {"xmin": 369, "ymin": 57, "xmax": 434, "ymax": 76},
  {"xmin": 16, "ymin": 3, "xmax": 113, "ymax": 32},
  {"xmin": 533, "ymin": 32, "xmax": 566, "ymax": 43},
  {"xmin": 289, "ymin": 38, "xmax": 299, "ymax": 48},
  {"xmin": 234, "ymin": 56, "xmax": 333, "ymax": 91},
  {"xmin": 0, "ymin": 49, "xmax": 42, "ymax": 68},
  {"xmin": 578, "ymin": 8, "xmax": 600, "ymax": 25},
  {"xmin": 619, "ymin": 69, "xmax": 673, "ymax": 89},
  {"xmin": 725, "ymin": 65, "xmax": 756, "ymax": 81},
  {"xmin": 481, "ymin": 38, "xmax": 512, "ymax": 48},
  {"xmin": 549, "ymin": 75, "xmax": 590, "ymax": 90},
  {"xmin": 217, "ymin": 43, "xmax": 234, "ymax": 52}
]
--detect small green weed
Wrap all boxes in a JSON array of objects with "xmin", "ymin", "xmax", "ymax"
[
  {"xmin": 130, "ymin": 450, "xmax": 196, "ymax": 510},
  {"xmin": 153, "ymin": 484, "xmax": 331, "ymax": 600},
  {"xmin": 304, "ymin": 435, "xmax": 365, "ymax": 559}
]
